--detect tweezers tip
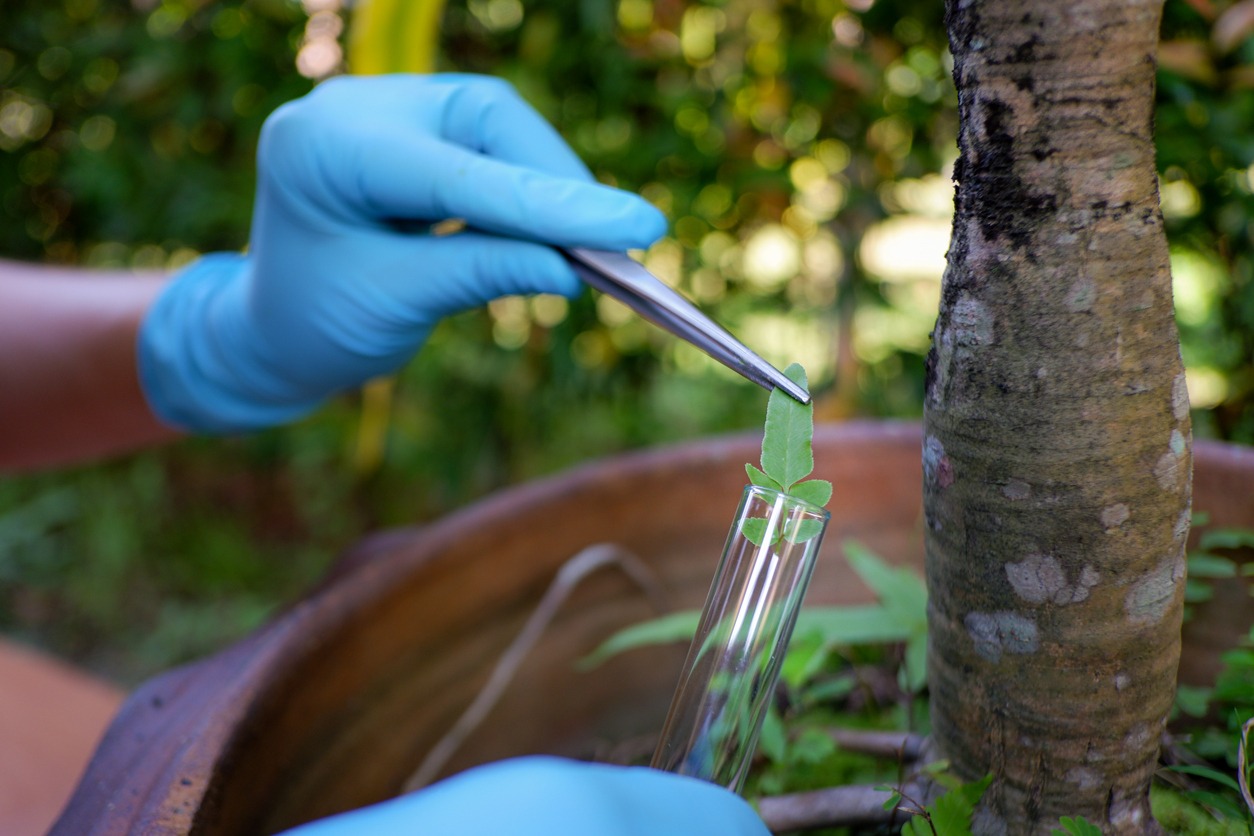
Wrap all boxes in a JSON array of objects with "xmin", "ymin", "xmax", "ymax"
[{"xmin": 774, "ymin": 378, "xmax": 811, "ymax": 405}]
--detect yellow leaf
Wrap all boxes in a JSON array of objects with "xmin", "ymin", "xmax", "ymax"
[{"xmin": 348, "ymin": 0, "xmax": 445, "ymax": 75}]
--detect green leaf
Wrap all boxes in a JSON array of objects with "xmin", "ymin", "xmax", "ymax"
[
  {"xmin": 789, "ymin": 727, "xmax": 837, "ymax": 765},
  {"xmin": 1213, "ymin": 647, "xmax": 1254, "ymax": 705},
  {"xmin": 582, "ymin": 545, "xmax": 928, "ymax": 689},
  {"xmin": 929, "ymin": 774, "xmax": 992, "ymax": 836},
  {"xmin": 921, "ymin": 760, "xmax": 963, "ymax": 792},
  {"xmin": 757, "ymin": 705, "xmax": 788, "ymax": 763},
  {"xmin": 745, "ymin": 463, "xmax": 783, "ymax": 492},
  {"xmin": 845, "ymin": 540, "xmax": 929, "ymax": 615},
  {"xmin": 801, "ymin": 673, "xmax": 856, "ymax": 705},
  {"xmin": 742, "ymin": 515, "xmax": 825, "ymax": 546},
  {"xmin": 1151, "ymin": 782, "xmax": 1252, "ymax": 833},
  {"xmin": 799, "ymin": 605, "xmax": 915, "ymax": 646},
  {"xmin": 1052, "ymin": 816, "xmax": 1103, "ymax": 836},
  {"xmin": 761, "ymin": 363, "xmax": 814, "ymax": 491},
  {"xmin": 780, "ymin": 630, "xmax": 828, "ymax": 690},
  {"xmin": 788, "ymin": 478, "xmax": 832, "ymax": 508},
  {"xmin": 787, "ymin": 517, "xmax": 825, "ymax": 545},
  {"xmin": 1174, "ymin": 684, "xmax": 1213, "ymax": 718},
  {"xmin": 903, "ymin": 631, "xmax": 929, "ymax": 693},
  {"xmin": 901, "ymin": 817, "xmax": 928, "ymax": 836},
  {"xmin": 1185, "ymin": 578, "xmax": 1216, "ymax": 603},
  {"xmin": 741, "ymin": 517, "xmax": 770, "ymax": 546},
  {"xmin": 1200, "ymin": 527, "xmax": 1254, "ymax": 551},
  {"xmin": 579, "ymin": 610, "xmax": 700, "ymax": 668},
  {"xmin": 1179, "ymin": 789, "xmax": 1250, "ymax": 823},
  {"xmin": 930, "ymin": 789, "xmax": 978, "ymax": 834},
  {"xmin": 1164, "ymin": 763, "xmax": 1244, "ymax": 794},
  {"xmin": 1188, "ymin": 552, "xmax": 1239, "ymax": 578}
]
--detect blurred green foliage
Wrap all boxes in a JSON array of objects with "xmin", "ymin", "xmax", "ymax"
[
  {"xmin": 1158, "ymin": 1, "xmax": 1254, "ymax": 441},
  {"xmin": 0, "ymin": 0, "xmax": 1252, "ymax": 683},
  {"xmin": 0, "ymin": 0, "xmax": 312, "ymax": 261}
]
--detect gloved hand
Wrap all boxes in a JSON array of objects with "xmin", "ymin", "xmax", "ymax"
[
  {"xmin": 138, "ymin": 74, "xmax": 666, "ymax": 432},
  {"xmin": 277, "ymin": 756, "xmax": 770, "ymax": 836}
]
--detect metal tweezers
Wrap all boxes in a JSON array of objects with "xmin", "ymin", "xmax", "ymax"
[{"xmin": 563, "ymin": 248, "xmax": 811, "ymax": 404}]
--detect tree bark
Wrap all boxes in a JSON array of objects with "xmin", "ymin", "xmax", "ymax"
[{"xmin": 924, "ymin": 1, "xmax": 1191, "ymax": 833}]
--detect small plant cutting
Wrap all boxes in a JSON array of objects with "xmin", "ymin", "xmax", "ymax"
[
  {"xmin": 648, "ymin": 362, "xmax": 835, "ymax": 788},
  {"xmin": 742, "ymin": 363, "xmax": 832, "ymax": 546},
  {"xmin": 633, "ymin": 365, "xmax": 984, "ymax": 830}
]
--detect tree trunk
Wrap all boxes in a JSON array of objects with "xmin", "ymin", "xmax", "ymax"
[{"xmin": 924, "ymin": 1, "xmax": 1191, "ymax": 833}]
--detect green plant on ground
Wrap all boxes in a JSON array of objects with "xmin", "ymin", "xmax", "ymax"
[
  {"xmin": 1151, "ymin": 782, "xmax": 1251, "ymax": 835},
  {"xmin": 1164, "ymin": 612, "xmax": 1254, "ymax": 834},
  {"xmin": 589, "ymin": 542, "xmax": 930, "ymax": 827},
  {"xmin": 882, "ymin": 766, "xmax": 991, "ymax": 836},
  {"xmin": 1172, "ymin": 515, "xmax": 1254, "ymax": 833},
  {"xmin": 590, "ymin": 522, "xmax": 1254, "ymax": 834},
  {"xmin": 1184, "ymin": 513, "xmax": 1254, "ymax": 609},
  {"xmin": 1051, "ymin": 816, "xmax": 1103, "ymax": 836}
]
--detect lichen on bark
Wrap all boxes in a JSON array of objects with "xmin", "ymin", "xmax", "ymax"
[{"xmin": 924, "ymin": 1, "xmax": 1191, "ymax": 833}]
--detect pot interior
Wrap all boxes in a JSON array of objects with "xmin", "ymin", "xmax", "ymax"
[{"xmin": 55, "ymin": 424, "xmax": 1254, "ymax": 835}]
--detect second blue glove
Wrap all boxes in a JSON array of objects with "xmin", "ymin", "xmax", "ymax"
[{"xmin": 279, "ymin": 756, "xmax": 771, "ymax": 836}]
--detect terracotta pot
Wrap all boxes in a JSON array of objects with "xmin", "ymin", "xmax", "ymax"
[{"xmin": 53, "ymin": 422, "xmax": 1254, "ymax": 835}]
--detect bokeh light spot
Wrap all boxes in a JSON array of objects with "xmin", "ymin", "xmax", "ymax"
[
  {"xmin": 79, "ymin": 114, "xmax": 116, "ymax": 152},
  {"xmin": 743, "ymin": 224, "xmax": 801, "ymax": 291}
]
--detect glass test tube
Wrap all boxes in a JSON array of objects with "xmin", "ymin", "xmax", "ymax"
[{"xmin": 651, "ymin": 485, "xmax": 830, "ymax": 792}]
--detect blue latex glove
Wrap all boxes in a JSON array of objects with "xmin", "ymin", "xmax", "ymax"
[
  {"xmin": 139, "ymin": 74, "xmax": 667, "ymax": 432},
  {"xmin": 277, "ymin": 756, "xmax": 770, "ymax": 835}
]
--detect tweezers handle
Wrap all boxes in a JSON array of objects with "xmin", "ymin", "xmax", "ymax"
[{"xmin": 562, "ymin": 247, "xmax": 810, "ymax": 404}]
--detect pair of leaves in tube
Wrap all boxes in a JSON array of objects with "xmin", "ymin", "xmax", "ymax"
[{"xmin": 742, "ymin": 363, "xmax": 831, "ymax": 546}]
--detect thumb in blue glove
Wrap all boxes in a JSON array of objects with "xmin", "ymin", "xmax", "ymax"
[
  {"xmin": 278, "ymin": 756, "xmax": 771, "ymax": 836},
  {"xmin": 139, "ymin": 74, "xmax": 667, "ymax": 433}
]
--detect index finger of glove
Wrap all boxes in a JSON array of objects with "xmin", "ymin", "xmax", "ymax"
[
  {"xmin": 306, "ymin": 74, "xmax": 595, "ymax": 182},
  {"xmin": 353, "ymin": 131, "xmax": 665, "ymax": 251},
  {"xmin": 426, "ymin": 74, "xmax": 594, "ymax": 181}
]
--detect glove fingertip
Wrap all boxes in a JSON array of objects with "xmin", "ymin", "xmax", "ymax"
[
  {"xmin": 625, "ymin": 199, "xmax": 669, "ymax": 249},
  {"xmin": 570, "ymin": 193, "xmax": 668, "ymax": 252},
  {"xmin": 541, "ymin": 255, "xmax": 585, "ymax": 302},
  {"xmin": 555, "ymin": 269, "xmax": 586, "ymax": 301}
]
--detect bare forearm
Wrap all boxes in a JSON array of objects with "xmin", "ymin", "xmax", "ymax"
[{"xmin": 0, "ymin": 259, "xmax": 181, "ymax": 472}]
